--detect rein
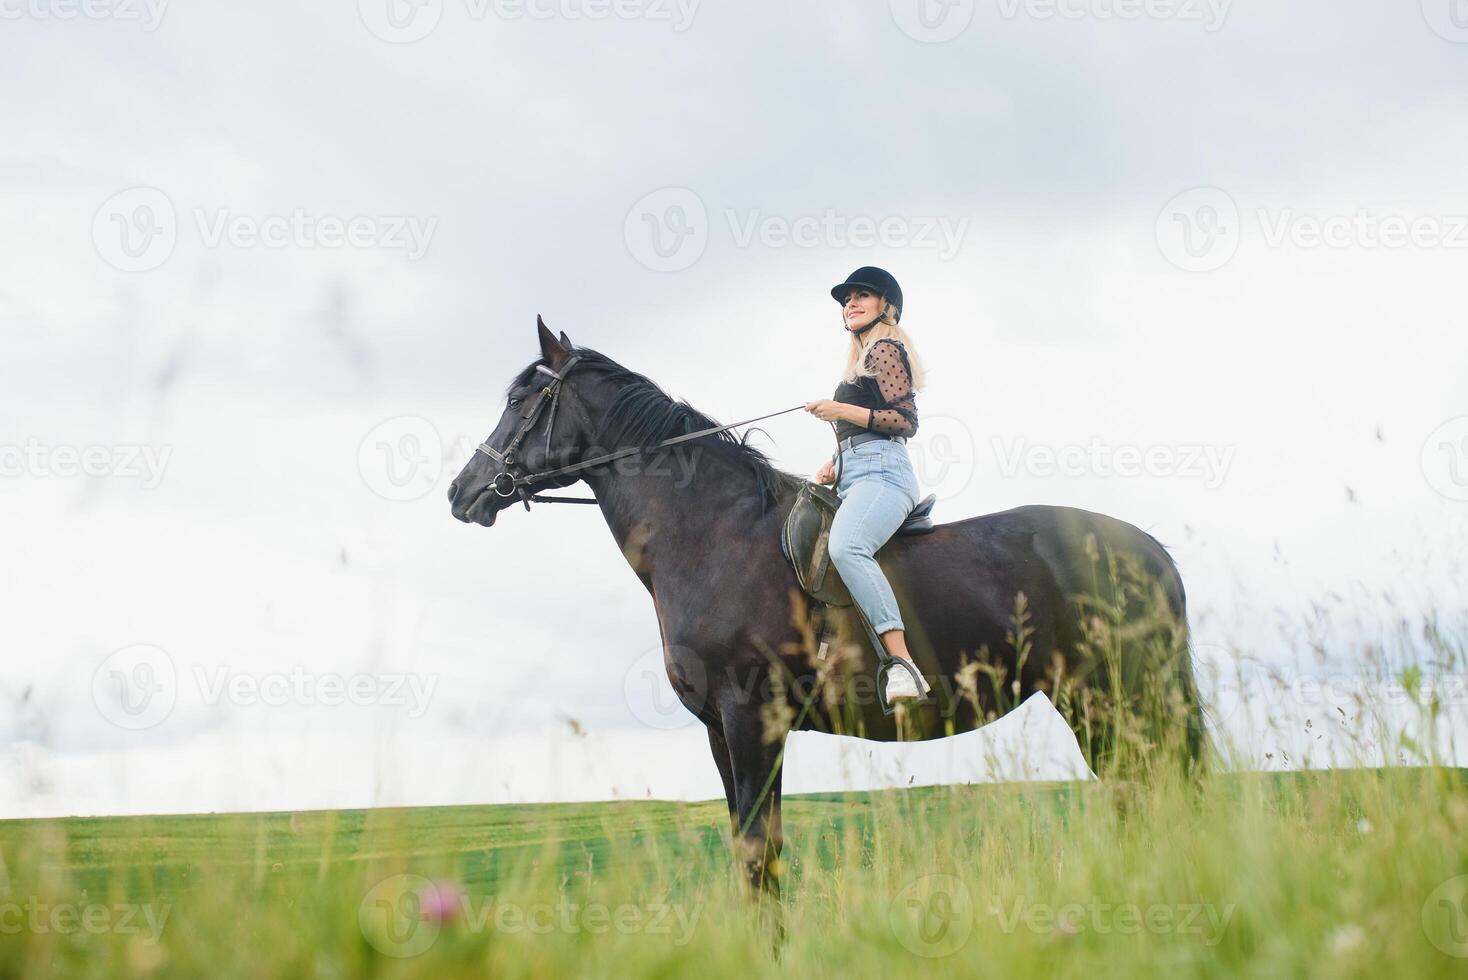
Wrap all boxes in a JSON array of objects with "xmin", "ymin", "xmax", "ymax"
[{"xmin": 475, "ymin": 354, "xmax": 811, "ymax": 509}]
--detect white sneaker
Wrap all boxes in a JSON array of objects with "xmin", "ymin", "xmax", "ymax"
[{"xmin": 884, "ymin": 664, "xmax": 929, "ymax": 703}]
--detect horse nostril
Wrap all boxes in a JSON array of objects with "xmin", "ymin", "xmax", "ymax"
[{"xmin": 447, "ymin": 481, "xmax": 458, "ymax": 503}]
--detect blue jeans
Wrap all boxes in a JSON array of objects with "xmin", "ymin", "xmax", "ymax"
[{"xmin": 828, "ymin": 438, "xmax": 922, "ymax": 635}]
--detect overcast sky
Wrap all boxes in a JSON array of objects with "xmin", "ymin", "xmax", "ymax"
[{"xmin": 3, "ymin": 1, "xmax": 1466, "ymax": 817}]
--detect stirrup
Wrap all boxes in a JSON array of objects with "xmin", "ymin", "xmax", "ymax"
[{"xmin": 877, "ymin": 657, "xmax": 932, "ymax": 715}]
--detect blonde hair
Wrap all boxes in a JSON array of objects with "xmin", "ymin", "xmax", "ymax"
[{"xmin": 841, "ymin": 298, "xmax": 926, "ymax": 391}]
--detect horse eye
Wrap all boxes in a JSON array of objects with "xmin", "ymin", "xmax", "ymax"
[{"xmin": 508, "ymin": 396, "xmax": 522, "ymax": 408}]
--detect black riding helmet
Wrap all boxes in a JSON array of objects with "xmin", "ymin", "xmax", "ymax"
[{"xmin": 830, "ymin": 266, "xmax": 903, "ymax": 333}]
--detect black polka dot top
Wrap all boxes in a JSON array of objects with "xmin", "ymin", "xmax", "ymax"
[{"xmin": 831, "ymin": 338, "xmax": 919, "ymax": 442}]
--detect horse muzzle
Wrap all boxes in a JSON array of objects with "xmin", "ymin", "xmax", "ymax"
[{"xmin": 449, "ymin": 479, "xmax": 505, "ymax": 526}]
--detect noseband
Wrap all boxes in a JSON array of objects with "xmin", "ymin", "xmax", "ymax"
[{"xmin": 473, "ymin": 354, "xmax": 809, "ymax": 511}]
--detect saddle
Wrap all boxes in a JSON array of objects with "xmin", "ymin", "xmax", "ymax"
[
  {"xmin": 779, "ymin": 481, "xmax": 938, "ymax": 715},
  {"xmin": 780, "ymin": 481, "xmax": 936, "ymax": 608}
]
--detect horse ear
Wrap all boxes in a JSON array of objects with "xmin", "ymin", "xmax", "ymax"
[
  {"xmin": 536, "ymin": 314, "xmax": 568, "ymax": 369},
  {"xmin": 558, "ymin": 330, "xmax": 573, "ymax": 348}
]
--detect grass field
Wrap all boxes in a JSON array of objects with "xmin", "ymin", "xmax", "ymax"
[{"xmin": 2, "ymin": 767, "xmax": 1466, "ymax": 978}]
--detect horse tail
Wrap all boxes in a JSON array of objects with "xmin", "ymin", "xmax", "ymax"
[{"xmin": 1164, "ymin": 566, "xmax": 1211, "ymax": 776}]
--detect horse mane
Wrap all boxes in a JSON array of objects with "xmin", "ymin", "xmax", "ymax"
[{"xmin": 507, "ymin": 346, "xmax": 802, "ymax": 513}]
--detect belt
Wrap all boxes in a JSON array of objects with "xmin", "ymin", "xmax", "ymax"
[{"xmin": 838, "ymin": 432, "xmax": 906, "ymax": 454}]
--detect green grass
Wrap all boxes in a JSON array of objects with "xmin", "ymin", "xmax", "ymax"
[{"xmin": 2, "ymin": 768, "xmax": 1466, "ymax": 978}]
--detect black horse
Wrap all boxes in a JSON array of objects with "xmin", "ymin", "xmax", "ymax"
[{"xmin": 449, "ymin": 319, "xmax": 1206, "ymax": 901}]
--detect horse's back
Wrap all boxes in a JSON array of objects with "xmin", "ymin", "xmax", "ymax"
[{"xmin": 887, "ymin": 502, "xmax": 1183, "ymax": 617}]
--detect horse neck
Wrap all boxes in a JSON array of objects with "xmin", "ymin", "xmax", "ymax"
[{"xmin": 579, "ymin": 439, "xmax": 780, "ymax": 583}]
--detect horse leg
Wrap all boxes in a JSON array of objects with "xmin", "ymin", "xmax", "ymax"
[
  {"xmin": 706, "ymin": 723, "xmax": 738, "ymax": 838},
  {"xmin": 722, "ymin": 708, "xmax": 786, "ymax": 902}
]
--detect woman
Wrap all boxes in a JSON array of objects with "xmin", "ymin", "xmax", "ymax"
[{"xmin": 804, "ymin": 267, "xmax": 931, "ymax": 704}]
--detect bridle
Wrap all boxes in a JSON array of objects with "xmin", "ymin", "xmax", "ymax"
[{"xmin": 473, "ymin": 354, "xmax": 810, "ymax": 510}]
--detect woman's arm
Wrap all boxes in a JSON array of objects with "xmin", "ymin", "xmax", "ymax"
[{"xmin": 867, "ymin": 340, "xmax": 918, "ymax": 437}]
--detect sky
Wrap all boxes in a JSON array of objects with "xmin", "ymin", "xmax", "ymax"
[{"xmin": 3, "ymin": 1, "xmax": 1467, "ymax": 818}]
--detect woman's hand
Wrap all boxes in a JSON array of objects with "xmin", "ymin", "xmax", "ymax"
[
  {"xmin": 805, "ymin": 399, "xmax": 848, "ymax": 423},
  {"xmin": 814, "ymin": 458, "xmax": 836, "ymax": 485}
]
